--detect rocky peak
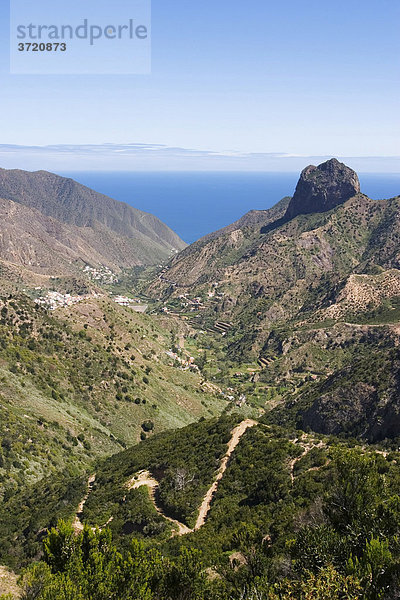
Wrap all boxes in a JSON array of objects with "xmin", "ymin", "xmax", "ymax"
[{"xmin": 284, "ymin": 158, "xmax": 360, "ymax": 220}]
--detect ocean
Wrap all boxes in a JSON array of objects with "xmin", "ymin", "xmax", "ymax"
[{"xmin": 60, "ymin": 171, "xmax": 400, "ymax": 244}]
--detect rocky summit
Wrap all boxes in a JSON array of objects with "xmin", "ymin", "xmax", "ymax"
[{"xmin": 284, "ymin": 157, "xmax": 361, "ymax": 220}]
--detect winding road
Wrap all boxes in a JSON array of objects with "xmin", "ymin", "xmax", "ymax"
[
  {"xmin": 287, "ymin": 439, "xmax": 327, "ymax": 482},
  {"xmin": 72, "ymin": 419, "xmax": 257, "ymax": 537},
  {"xmin": 127, "ymin": 471, "xmax": 192, "ymax": 535},
  {"xmin": 127, "ymin": 419, "xmax": 257, "ymax": 536}
]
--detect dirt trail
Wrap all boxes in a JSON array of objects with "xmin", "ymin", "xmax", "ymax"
[
  {"xmin": 126, "ymin": 419, "xmax": 257, "ymax": 536},
  {"xmin": 194, "ymin": 419, "xmax": 257, "ymax": 529},
  {"xmin": 288, "ymin": 441, "xmax": 325, "ymax": 483},
  {"xmin": 72, "ymin": 474, "xmax": 96, "ymax": 533},
  {"xmin": 0, "ymin": 565, "xmax": 20, "ymax": 597},
  {"xmin": 127, "ymin": 471, "xmax": 192, "ymax": 535}
]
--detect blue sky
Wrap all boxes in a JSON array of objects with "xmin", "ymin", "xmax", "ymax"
[{"xmin": 0, "ymin": 0, "xmax": 399, "ymax": 170}]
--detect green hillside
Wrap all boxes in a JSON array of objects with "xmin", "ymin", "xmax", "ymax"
[
  {"xmin": 0, "ymin": 294, "xmax": 227, "ymax": 501},
  {"xmin": 2, "ymin": 417, "xmax": 400, "ymax": 599},
  {"xmin": 0, "ymin": 168, "xmax": 186, "ymax": 276}
]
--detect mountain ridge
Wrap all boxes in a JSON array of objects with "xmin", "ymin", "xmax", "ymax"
[
  {"xmin": 0, "ymin": 167, "xmax": 186, "ymax": 277},
  {"xmin": 148, "ymin": 160, "xmax": 399, "ymax": 330},
  {"xmin": 145, "ymin": 160, "xmax": 400, "ymax": 444}
]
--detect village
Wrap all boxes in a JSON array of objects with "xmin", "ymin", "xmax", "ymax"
[
  {"xmin": 83, "ymin": 265, "xmax": 119, "ymax": 285},
  {"xmin": 34, "ymin": 290, "xmax": 147, "ymax": 312},
  {"xmin": 34, "ymin": 290, "xmax": 103, "ymax": 310},
  {"xmin": 165, "ymin": 349, "xmax": 199, "ymax": 371},
  {"xmin": 32, "ymin": 263, "xmax": 151, "ymax": 312}
]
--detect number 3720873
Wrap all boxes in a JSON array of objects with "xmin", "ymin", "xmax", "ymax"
[{"xmin": 18, "ymin": 43, "xmax": 67, "ymax": 52}]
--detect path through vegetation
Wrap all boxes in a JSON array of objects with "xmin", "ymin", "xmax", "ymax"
[
  {"xmin": 127, "ymin": 419, "xmax": 257, "ymax": 536},
  {"xmin": 288, "ymin": 440, "xmax": 326, "ymax": 483},
  {"xmin": 72, "ymin": 474, "xmax": 96, "ymax": 533},
  {"xmin": 127, "ymin": 471, "xmax": 192, "ymax": 535},
  {"xmin": 194, "ymin": 419, "xmax": 257, "ymax": 529}
]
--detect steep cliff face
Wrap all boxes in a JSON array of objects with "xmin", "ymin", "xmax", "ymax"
[
  {"xmin": 284, "ymin": 158, "xmax": 360, "ymax": 220},
  {"xmin": 148, "ymin": 159, "xmax": 400, "ymax": 344}
]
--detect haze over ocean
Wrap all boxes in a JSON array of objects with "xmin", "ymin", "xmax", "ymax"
[{"xmin": 61, "ymin": 172, "xmax": 400, "ymax": 244}]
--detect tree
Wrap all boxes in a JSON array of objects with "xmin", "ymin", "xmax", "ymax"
[
  {"xmin": 347, "ymin": 537, "xmax": 400, "ymax": 600},
  {"xmin": 19, "ymin": 562, "xmax": 53, "ymax": 600},
  {"xmin": 163, "ymin": 547, "xmax": 208, "ymax": 600},
  {"xmin": 267, "ymin": 564, "xmax": 361, "ymax": 600},
  {"xmin": 326, "ymin": 450, "xmax": 384, "ymax": 544},
  {"xmin": 43, "ymin": 520, "xmax": 75, "ymax": 573}
]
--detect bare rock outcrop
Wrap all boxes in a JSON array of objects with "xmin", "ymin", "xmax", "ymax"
[{"xmin": 285, "ymin": 158, "xmax": 360, "ymax": 220}]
